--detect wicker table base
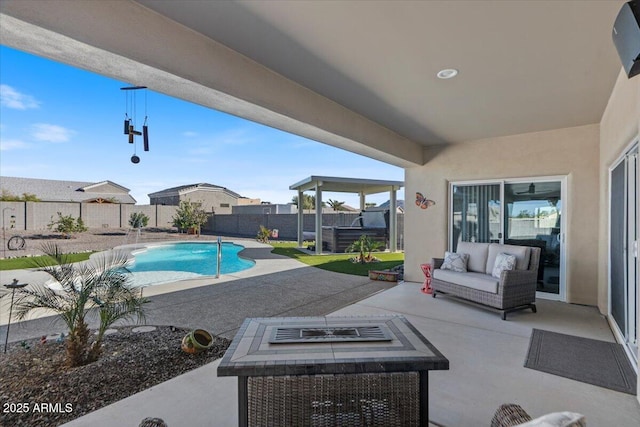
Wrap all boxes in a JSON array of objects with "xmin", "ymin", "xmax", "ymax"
[
  {"xmin": 218, "ymin": 316, "xmax": 448, "ymax": 427},
  {"xmin": 242, "ymin": 372, "xmax": 424, "ymax": 427}
]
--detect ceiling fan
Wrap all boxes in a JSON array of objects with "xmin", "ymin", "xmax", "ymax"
[{"xmin": 515, "ymin": 183, "xmax": 555, "ymax": 195}]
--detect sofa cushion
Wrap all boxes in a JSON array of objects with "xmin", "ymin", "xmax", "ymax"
[
  {"xmin": 441, "ymin": 251, "xmax": 469, "ymax": 272},
  {"xmin": 433, "ymin": 269, "xmax": 499, "ymax": 294},
  {"xmin": 515, "ymin": 411, "xmax": 585, "ymax": 427},
  {"xmin": 486, "ymin": 244, "xmax": 531, "ymax": 274},
  {"xmin": 492, "ymin": 253, "xmax": 516, "ymax": 278},
  {"xmin": 456, "ymin": 241, "xmax": 489, "ymax": 273}
]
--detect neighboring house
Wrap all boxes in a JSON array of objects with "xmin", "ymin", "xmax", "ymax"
[
  {"xmin": 378, "ymin": 200, "xmax": 405, "ymax": 213},
  {"xmin": 148, "ymin": 183, "xmax": 260, "ymax": 214},
  {"xmin": 0, "ymin": 176, "xmax": 136, "ymax": 204}
]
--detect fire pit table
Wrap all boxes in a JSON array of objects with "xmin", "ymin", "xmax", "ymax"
[{"xmin": 217, "ymin": 315, "xmax": 449, "ymax": 427}]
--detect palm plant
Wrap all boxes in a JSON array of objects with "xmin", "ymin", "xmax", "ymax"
[
  {"xmin": 345, "ymin": 235, "xmax": 385, "ymax": 264},
  {"xmin": 327, "ymin": 199, "xmax": 346, "ymax": 211},
  {"xmin": 12, "ymin": 243, "xmax": 149, "ymax": 367}
]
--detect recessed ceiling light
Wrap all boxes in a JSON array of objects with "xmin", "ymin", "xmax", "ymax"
[{"xmin": 437, "ymin": 69, "xmax": 458, "ymax": 79}]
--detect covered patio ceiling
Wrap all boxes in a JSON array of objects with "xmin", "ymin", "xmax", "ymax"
[
  {"xmin": 290, "ymin": 176, "xmax": 404, "ymax": 254},
  {"xmin": 0, "ymin": 1, "xmax": 625, "ymax": 168}
]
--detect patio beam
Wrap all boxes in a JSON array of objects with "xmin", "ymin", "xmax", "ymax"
[{"xmin": 0, "ymin": 1, "xmax": 424, "ymax": 168}]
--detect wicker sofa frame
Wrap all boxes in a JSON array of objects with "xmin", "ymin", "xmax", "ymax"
[
  {"xmin": 491, "ymin": 403, "xmax": 586, "ymax": 427},
  {"xmin": 431, "ymin": 245, "xmax": 540, "ymax": 320}
]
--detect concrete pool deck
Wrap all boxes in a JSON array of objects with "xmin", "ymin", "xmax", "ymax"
[{"xmin": 0, "ymin": 239, "xmax": 396, "ymax": 340}]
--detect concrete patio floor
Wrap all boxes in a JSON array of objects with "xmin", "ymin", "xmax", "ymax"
[
  {"xmin": 2, "ymin": 241, "xmax": 639, "ymax": 426},
  {"xmin": 57, "ymin": 282, "xmax": 640, "ymax": 427}
]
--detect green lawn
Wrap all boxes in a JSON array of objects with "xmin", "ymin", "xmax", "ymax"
[
  {"xmin": 270, "ymin": 242, "xmax": 403, "ymax": 276},
  {"xmin": 0, "ymin": 252, "xmax": 94, "ymax": 271}
]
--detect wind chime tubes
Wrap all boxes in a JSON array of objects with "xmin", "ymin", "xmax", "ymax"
[{"xmin": 121, "ymin": 85, "xmax": 149, "ymax": 163}]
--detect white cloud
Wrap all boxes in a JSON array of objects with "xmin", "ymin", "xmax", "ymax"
[
  {"xmin": 182, "ymin": 131, "xmax": 198, "ymax": 137},
  {"xmin": 0, "ymin": 138, "xmax": 29, "ymax": 151},
  {"xmin": 31, "ymin": 123, "xmax": 75, "ymax": 142},
  {"xmin": 0, "ymin": 85, "xmax": 40, "ymax": 110}
]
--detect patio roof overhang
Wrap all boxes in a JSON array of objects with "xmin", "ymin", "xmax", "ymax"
[{"xmin": 289, "ymin": 176, "xmax": 404, "ymax": 255}]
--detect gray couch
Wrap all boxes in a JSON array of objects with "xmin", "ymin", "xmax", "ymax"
[{"xmin": 431, "ymin": 241, "xmax": 540, "ymax": 320}]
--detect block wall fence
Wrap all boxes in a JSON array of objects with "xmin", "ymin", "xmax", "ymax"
[{"xmin": 0, "ymin": 202, "xmax": 404, "ymax": 248}]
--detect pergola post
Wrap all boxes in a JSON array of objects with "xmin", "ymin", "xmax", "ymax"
[
  {"xmin": 297, "ymin": 189, "xmax": 304, "ymax": 248},
  {"xmin": 359, "ymin": 192, "xmax": 366, "ymax": 212},
  {"xmin": 315, "ymin": 183, "xmax": 323, "ymax": 254},
  {"xmin": 389, "ymin": 186, "xmax": 398, "ymax": 252}
]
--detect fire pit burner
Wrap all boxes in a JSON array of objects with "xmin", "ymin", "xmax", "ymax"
[{"xmin": 270, "ymin": 325, "xmax": 392, "ymax": 343}]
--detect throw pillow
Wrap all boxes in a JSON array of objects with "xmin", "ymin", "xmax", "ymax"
[
  {"xmin": 441, "ymin": 251, "xmax": 469, "ymax": 272},
  {"xmin": 515, "ymin": 411, "xmax": 585, "ymax": 427},
  {"xmin": 492, "ymin": 253, "xmax": 516, "ymax": 278}
]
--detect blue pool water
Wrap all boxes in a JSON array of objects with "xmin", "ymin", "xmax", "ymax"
[{"xmin": 126, "ymin": 242, "xmax": 254, "ymax": 287}]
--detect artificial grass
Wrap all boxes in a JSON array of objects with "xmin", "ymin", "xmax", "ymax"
[
  {"xmin": 270, "ymin": 242, "xmax": 403, "ymax": 276},
  {"xmin": 0, "ymin": 252, "xmax": 94, "ymax": 271}
]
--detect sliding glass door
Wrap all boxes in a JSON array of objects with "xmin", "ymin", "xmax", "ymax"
[
  {"xmin": 451, "ymin": 184, "xmax": 501, "ymax": 249},
  {"xmin": 610, "ymin": 144, "xmax": 638, "ymax": 365},
  {"xmin": 450, "ymin": 177, "xmax": 565, "ymax": 300},
  {"xmin": 504, "ymin": 181, "xmax": 563, "ymax": 295}
]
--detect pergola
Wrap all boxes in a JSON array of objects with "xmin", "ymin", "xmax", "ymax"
[{"xmin": 289, "ymin": 176, "xmax": 404, "ymax": 254}]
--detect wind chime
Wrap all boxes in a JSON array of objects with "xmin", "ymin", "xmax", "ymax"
[{"xmin": 121, "ymin": 85, "xmax": 149, "ymax": 163}]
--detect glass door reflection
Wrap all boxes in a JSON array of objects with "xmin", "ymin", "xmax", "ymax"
[{"xmin": 504, "ymin": 181, "xmax": 562, "ymax": 294}]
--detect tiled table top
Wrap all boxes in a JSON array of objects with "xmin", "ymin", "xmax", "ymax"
[{"xmin": 217, "ymin": 315, "xmax": 449, "ymax": 377}]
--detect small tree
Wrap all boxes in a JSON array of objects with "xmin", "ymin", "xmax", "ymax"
[
  {"xmin": 129, "ymin": 212, "xmax": 150, "ymax": 229},
  {"xmin": 171, "ymin": 200, "xmax": 209, "ymax": 234},
  {"xmin": 48, "ymin": 212, "xmax": 88, "ymax": 237},
  {"xmin": 12, "ymin": 243, "xmax": 149, "ymax": 367},
  {"xmin": 292, "ymin": 194, "xmax": 325, "ymax": 212},
  {"xmin": 346, "ymin": 234, "xmax": 385, "ymax": 264}
]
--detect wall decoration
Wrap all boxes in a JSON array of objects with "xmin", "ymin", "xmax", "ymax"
[{"xmin": 415, "ymin": 192, "xmax": 435, "ymax": 209}]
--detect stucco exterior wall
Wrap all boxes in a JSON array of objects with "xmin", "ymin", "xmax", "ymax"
[
  {"xmin": 598, "ymin": 69, "xmax": 640, "ymax": 314},
  {"xmin": 598, "ymin": 69, "xmax": 640, "ymax": 400},
  {"xmin": 182, "ymin": 190, "xmax": 239, "ymax": 214},
  {"xmin": 404, "ymin": 124, "xmax": 600, "ymax": 305}
]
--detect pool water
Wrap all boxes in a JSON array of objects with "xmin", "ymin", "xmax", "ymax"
[{"xmin": 126, "ymin": 242, "xmax": 254, "ymax": 287}]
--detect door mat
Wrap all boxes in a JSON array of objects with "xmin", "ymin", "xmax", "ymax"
[{"xmin": 524, "ymin": 329, "xmax": 636, "ymax": 395}]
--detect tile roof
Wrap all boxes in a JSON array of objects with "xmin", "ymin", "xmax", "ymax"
[
  {"xmin": 148, "ymin": 183, "xmax": 242, "ymax": 199},
  {"xmin": 0, "ymin": 176, "xmax": 136, "ymax": 204}
]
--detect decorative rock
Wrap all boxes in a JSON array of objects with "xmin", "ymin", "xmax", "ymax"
[
  {"xmin": 132, "ymin": 326, "xmax": 157, "ymax": 333},
  {"xmin": 94, "ymin": 329, "xmax": 118, "ymax": 336}
]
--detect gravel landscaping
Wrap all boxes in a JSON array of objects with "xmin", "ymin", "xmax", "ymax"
[
  {"xmin": 0, "ymin": 228, "xmax": 234, "ymax": 426},
  {"xmin": 0, "ymin": 325, "xmax": 230, "ymax": 427}
]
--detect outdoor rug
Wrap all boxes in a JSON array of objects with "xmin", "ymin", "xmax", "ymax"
[{"xmin": 524, "ymin": 329, "xmax": 636, "ymax": 395}]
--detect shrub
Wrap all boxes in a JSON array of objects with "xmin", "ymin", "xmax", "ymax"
[
  {"xmin": 129, "ymin": 212, "xmax": 150, "ymax": 229},
  {"xmin": 48, "ymin": 212, "xmax": 88, "ymax": 236},
  {"xmin": 256, "ymin": 225, "xmax": 271, "ymax": 243},
  {"xmin": 346, "ymin": 234, "xmax": 384, "ymax": 264}
]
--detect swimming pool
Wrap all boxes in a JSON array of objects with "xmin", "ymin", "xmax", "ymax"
[{"xmin": 126, "ymin": 242, "xmax": 255, "ymax": 287}]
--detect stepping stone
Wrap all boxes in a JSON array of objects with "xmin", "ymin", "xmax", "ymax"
[{"xmin": 132, "ymin": 326, "xmax": 157, "ymax": 333}]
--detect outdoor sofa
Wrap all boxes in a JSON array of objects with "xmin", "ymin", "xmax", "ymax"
[{"xmin": 430, "ymin": 241, "xmax": 540, "ymax": 320}]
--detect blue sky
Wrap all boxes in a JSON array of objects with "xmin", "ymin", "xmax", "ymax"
[{"xmin": 0, "ymin": 46, "xmax": 404, "ymax": 206}]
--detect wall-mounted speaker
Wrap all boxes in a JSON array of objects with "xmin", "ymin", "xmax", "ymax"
[{"xmin": 613, "ymin": 0, "xmax": 640, "ymax": 78}]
